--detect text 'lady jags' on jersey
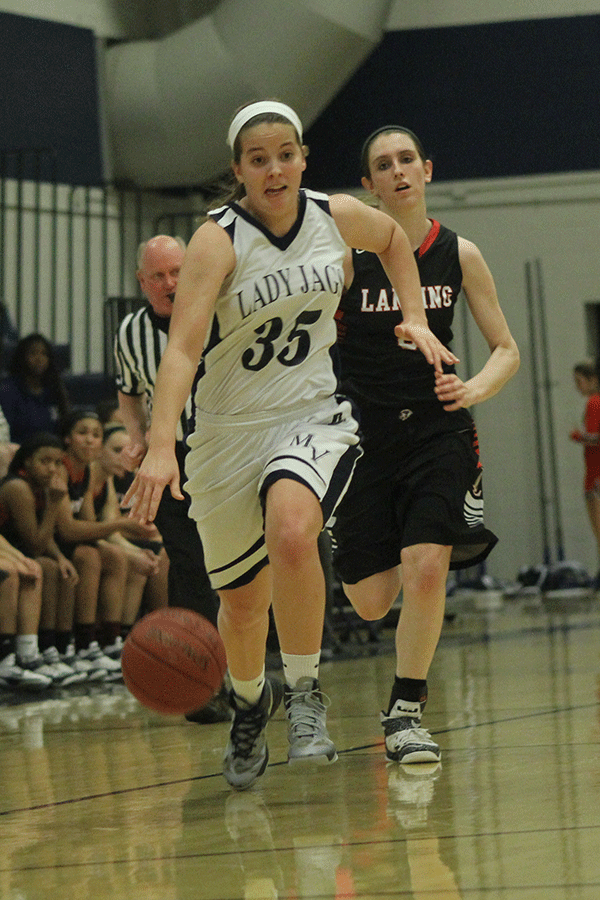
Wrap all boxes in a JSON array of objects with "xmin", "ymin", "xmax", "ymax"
[{"xmin": 236, "ymin": 263, "xmax": 344, "ymax": 319}]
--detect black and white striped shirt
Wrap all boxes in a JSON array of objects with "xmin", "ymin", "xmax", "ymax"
[{"xmin": 114, "ymin": 305, "xmax": 192, "ymax": 442}]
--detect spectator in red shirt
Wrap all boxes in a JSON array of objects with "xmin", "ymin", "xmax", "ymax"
[{"xmin": 571, "ymin": 360, "xmax": 600, "ymax": 588}]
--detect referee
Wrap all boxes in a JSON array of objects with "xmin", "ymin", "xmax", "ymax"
[{"xmin": 114, "ymin": 234, "xmax": 229, "ymax": 722}]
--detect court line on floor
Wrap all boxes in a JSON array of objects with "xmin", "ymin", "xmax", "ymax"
[
  {"xmin": 1, "ymin": 700, "xmax": 597, "ymax": 818},
  {"xmin": 3, "ymin": 820, "xmax": 600, "ymax": 877}
]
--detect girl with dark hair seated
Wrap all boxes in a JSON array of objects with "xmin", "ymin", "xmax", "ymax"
[{"xmin": 0, "ymin": 333, "xmax": 70, "ymax": 443}]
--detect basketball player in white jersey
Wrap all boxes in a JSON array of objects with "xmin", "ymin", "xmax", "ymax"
[{"xmin": 125, "ymin": 100, "xmax": 457, "ymax": 790}]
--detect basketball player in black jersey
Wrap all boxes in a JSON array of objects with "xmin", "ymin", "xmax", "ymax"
[{"xmin": 333, "ymin": 127, "xmax": 520, "ymax": 765}]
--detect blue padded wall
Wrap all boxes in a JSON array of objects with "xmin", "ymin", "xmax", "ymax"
[
  {"xmin": 304, "ymin": 15, "xmax": 600, "ymax": 190},
  {"xmin": 0, "ymin": 11, "xmax": 103, "ymax": 185}
]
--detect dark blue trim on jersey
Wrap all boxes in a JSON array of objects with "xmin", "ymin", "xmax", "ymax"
[
  {"xmin": 329, "ymin": 342, "xmax": 342, "ymax": 386},
  {"xmin": 210, "ymin": 530, "xmax": 269, "ymax": 589},
  {"xmin": 186, "ymin": 316, "xmax": 222, "ymax": 439},
  {"xmin": 264, "ymin": 454, "xmax": 328, "ymax": 487},
  {"xmin": 209, "ymin": 206, "xmax": 228, "ymax": 222},
  {"xmin": 309, "ymin": 192, "xmax": 332, "ymax": 217},
  {"xmin": 321, "ymin": 442, "xmax": 363, "ymax": 524},
  {"xmin": 227, "ymin": 190, "xmax": 309, "ymax": 251},
  {"xmin": 260, "ymin": 439, "xmax": 363, "ymax": 525},
  {"xmin": 220, "ymin": 556, "xmax": 269, "ymax": 590},
  {"xmin": 209, "ymin": 206, "xmax": 237, "ymax": 242},
  {"xmin": 261, "ymin": 469, "xmax": 317, "ymax": 502},
  {"xmin": 209, "ymin": 534, "xmax": 266, "ymax": 576},
  {"xmin": 204, "ymin": 314, "xmax": 221, "ymax": 356}
]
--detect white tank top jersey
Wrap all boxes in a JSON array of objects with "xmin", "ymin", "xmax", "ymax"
[{"xmin": 197, "ymin": 189, "xmax": 346, "ymax": 422}]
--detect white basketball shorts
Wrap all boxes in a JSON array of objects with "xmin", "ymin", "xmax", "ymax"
[{"xmin": 184, "ymin": 396, "xmax": 361, "ymax": 590}]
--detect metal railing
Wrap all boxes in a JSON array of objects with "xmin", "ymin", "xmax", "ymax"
[{"xmin": 0, "ymin": 149, "xmax": 204, "ymax": 375}]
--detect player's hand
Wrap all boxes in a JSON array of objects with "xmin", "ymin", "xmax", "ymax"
[
  {"xmin": 47, "ymin": 471, "xmax": 68, "ymax": 503},
  {"xmin": 14, "ymin": 555, "xmax": 42, "ymax": 581},
  {"xmin": 58, "ymin": 556, "xmax": 79, "ymax": 584},
  {"xmin": 118, "ymin": 519, "xmax": 161, "ymax": 541},
  {"xmin": 570, "ymin": 429, "xmax": 583, "ymax": 443},
  {"xmin": 395, "ymin": 320, "xmax": 459, "ymax": 374},
  {"xmin": 122, "ymin": 446, "xmax": 183, "ymax": 524},
  {"xmin": 434, "ymin": 371, "xmax": 470, "ymax": 411},
  {"xmin": 122, "ymin": 440, "xmax": 147, "ymax": 471}
]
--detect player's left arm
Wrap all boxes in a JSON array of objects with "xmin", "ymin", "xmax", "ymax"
[{"xmin": 435, "ymin": 238, "xmax": 520, "ymax": 411}]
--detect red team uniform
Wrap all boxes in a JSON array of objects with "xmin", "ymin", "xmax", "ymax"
[{"xmin": 582, "ymin": 392, "xmax": 600, "ymax": 493}]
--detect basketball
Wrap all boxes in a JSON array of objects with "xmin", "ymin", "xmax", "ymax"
[{"xmin": 121, "ymin": 607, "xmax": 227, "ymax": 716}]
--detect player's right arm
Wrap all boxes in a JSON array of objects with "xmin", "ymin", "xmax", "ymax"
[{"xmin": 124, "ymin": 220, "xmax": 235, "ymax": 523}]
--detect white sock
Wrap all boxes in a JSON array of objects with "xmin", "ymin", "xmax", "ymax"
[
  {"xmin": 16, "ymin": 634, "xmax": 39, "ymax": 663},
  {"xmin": 230, "ymin": 669, "xmax": 266, "ymax": 705},
  {"xmin": 280, "ymin": 652, "xmax": 320, "ymax": 688}
]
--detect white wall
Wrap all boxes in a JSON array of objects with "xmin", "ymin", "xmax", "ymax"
[
  {"xmin": 386, "ymin": 0, "xmax": 600, "ymax": 28},
  {"xmin": 423, "ymin": 172, "xmax": 600, "ymax": 581},
  {"xmin": 4, "ymin": 0, "xmax": 600, "ymax": 35}
]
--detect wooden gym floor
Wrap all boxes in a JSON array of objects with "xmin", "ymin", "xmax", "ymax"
[{"xmin": 1, "ymin": 590, "xmax": 599, "ymax": 899}]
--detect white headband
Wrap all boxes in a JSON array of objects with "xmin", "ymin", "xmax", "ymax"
[{"xmin": 227, "ymin": 101, "xmax": 303, "ymax": 149}]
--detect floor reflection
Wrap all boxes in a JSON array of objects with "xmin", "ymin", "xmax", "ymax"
[{"xmin": 0, "ymin": 598, "xmax": 599, "ymax": 899}]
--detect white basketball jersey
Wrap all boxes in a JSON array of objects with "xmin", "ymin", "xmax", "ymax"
[{"xmin": 196, "ymin": 189, "xmax": 346, "ymax": 419}]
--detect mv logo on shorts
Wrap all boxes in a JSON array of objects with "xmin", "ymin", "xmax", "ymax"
[
  {"xmin": 291, "ymin": 432, "xmax": 331, "ymax": 462},
  {"xmin": 463, "ymin": 472, "xmax": 484, "ymax": 527}
]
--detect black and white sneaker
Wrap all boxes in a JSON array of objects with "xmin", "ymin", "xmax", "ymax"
[
  {"xmin": 76, "ymin": 641, "xmax": 122, "ymax": 682},
  {"xmin": 63, "ymin": 643, "xmax": 107, "ymax": 682},
  {"xmin": 21, "ymin": 650, "xmax": 83, "ymax": 688},
  {"xmin": 185, "ymin": 684, "xmax": 233, "ymax": 724},
  {"xmin": 40, "ymin": 646, "xmax": 87, "ymax": 686},
  {"xmin": 223, "ymin": 678, "xmax": 284, "ymax": 790},
  {"xmin": 0, "ymin": 653, "xmax": 52, "ymax": 691},
  {"xmin": 101, "ymin": 636, "xmax": 124, "ymax": 660},
  {"xmin": 381, "ymin": 698, "xmax": 441, "ymax": 764}
]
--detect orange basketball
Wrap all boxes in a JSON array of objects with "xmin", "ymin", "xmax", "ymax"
[{"xmin": 121, "ymin": 608, "xmax": 227, "ymax": 715}]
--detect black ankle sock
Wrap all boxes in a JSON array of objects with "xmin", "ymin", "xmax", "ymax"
[
  {"xmin": 55, "ymin": 632, "xmax": 72, "ymax": 655},
  {"xmin": 0, "ymin": 634, "xmax": 15, "ymax": 662},
  {"xmin": 38, "ymin": 629, "xmax": 56, "ymax": 652},
  {"xmin": 74, "ymin": 623, "xmax": 96, "ymax": 652},
  {"xmin": 98, "ymin": 621, "xmax": 120, "ymax": 648},
  {"xmin": 388, "ymin": 677, "xmax": 428, "ymax": 714}
]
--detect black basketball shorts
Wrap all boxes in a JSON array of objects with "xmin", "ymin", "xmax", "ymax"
[{"xmin": 332, "ymin": 422, "xmax": 498, "ymax": 585}]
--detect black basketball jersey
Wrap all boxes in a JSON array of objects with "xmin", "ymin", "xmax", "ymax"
[
  {"xmin": 336, "ymin": 219, "xmax": 464, "ymax": 408},
  {"xmin": 0, "ymin": 472, "xmax": 44, "ymax": 555},
  {"xmin": 63, "ymin": 455, "xmax": 90, "ymax": 517}
]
